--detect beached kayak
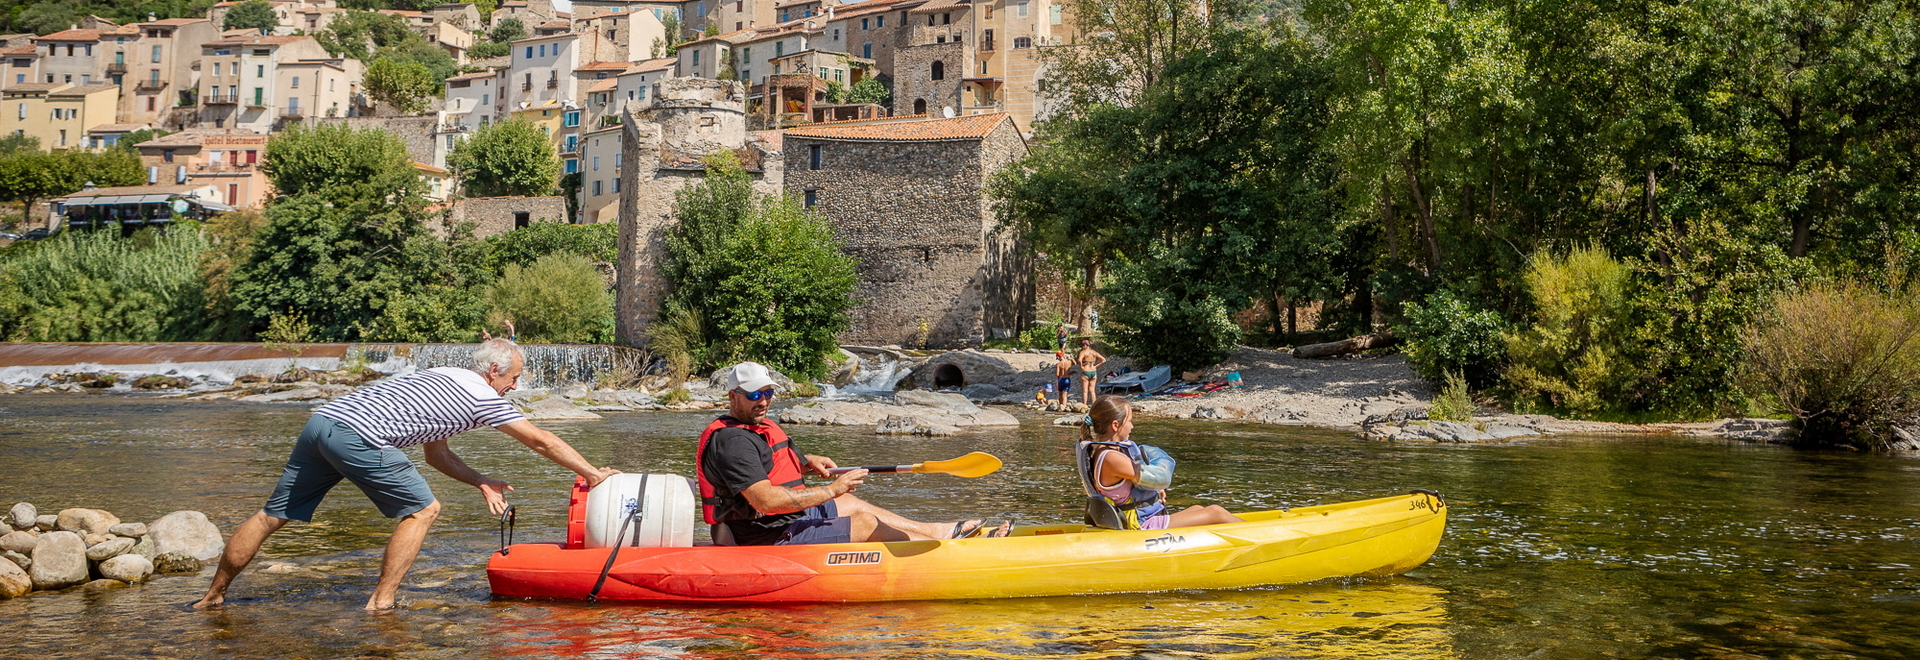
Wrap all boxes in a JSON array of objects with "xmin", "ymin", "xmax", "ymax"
[{"xmin": 487, "ymin": 484, "xmax": 1446, "ymax": 603}]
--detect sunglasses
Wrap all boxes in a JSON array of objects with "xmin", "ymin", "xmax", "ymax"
[{"xmin": 736, "ymin": 388, "xmax": 775, "ymax": 401}]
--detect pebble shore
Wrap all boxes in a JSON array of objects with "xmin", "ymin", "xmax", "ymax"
[{"xmin": 0, "ymin": 503, "xmax": 226, "ymax": 599}]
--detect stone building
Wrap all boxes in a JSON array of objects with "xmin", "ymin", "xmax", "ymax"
[
  {"xmin": 781, "ymin": 112, "xmax": 1032, "ymax": 347},
  {"xmin": 613, "ymin": 77, "xmax": 783, "ymax": 346},
  {"xmin": 436, "ymin": 195, "xmax": 570, "ymax": 238}
]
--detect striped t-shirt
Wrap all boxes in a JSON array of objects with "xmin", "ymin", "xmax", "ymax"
[{"xmin": 316, "ymin": 367, "xmax": 527, "ymax": 449}]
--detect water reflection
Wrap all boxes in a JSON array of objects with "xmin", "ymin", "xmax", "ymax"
[{"xmin": 487, "ymin": 582, "xmax": 1454, "ymax": 660}]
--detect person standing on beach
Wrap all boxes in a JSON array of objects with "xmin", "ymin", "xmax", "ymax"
[
  {"xmin": 193, "ymin": 339, "xmax": 619, "ymax": 611},
  {"xmin": 1076, "ymin": 339, "xmax": 1106, "ymax": 405},
  {"xmin": 1056, "ymin": 324, "xmax": 1070, "ymax": 351},
  {"xmin": 1053, "ymin": 351, "xmax": 1076, "ymax": 407}
]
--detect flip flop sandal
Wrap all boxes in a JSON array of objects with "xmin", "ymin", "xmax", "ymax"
[{"xmin": 951, "ymin": 520, "xmax": 984, "ymax": 539}]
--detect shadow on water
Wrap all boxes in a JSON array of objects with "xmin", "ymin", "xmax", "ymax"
[{"xmin": 4, "ymin": 395, "xmax": 1920, "ymax": 658}]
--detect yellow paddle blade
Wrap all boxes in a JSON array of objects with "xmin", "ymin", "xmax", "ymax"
[{"xmin": 913, "ymin": 452, "xmax": 1003, "ymax": 478}]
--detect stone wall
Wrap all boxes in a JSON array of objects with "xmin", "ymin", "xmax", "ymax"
[
  {"xmin": 314, "ymin": 115, "xmax": 440, "ymax": 166},
  {"xmin": 892, "ymin": 42, "xmax": 966, "ymax": 117},
  {"xmin": 442, "ymin": 195, "xmax": 569, "ymax": 238},
  {"xmin": 781, "ymin": 119, "xmax": 1032, "ymax": 348}
]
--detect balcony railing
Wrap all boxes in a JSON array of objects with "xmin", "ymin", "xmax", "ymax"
[
  {"xmin": 281, "ymin": 106, "xmax": 304, "ymax": 118},
  {"xmin": 981, "ymin": 38, "xmax": 994, "ymax": 51},
  {"xmin": 204, "ymin": 93, "xmax": 237, "ymax": 105},
  {"xmin": 194, "ymin": 162, "xmax": 255, "ymax": 172},
  {"xmin": 105, "ymin": 62, "xmax": 126, "ymax": 74},
  {"xmin": 522, "ymin": 82, "xmax": 532, "ymax": 91},
  {"xmin": 546, "ymin": 79, "xmax": 558, "ymax": 89},
  {"xmin": 135, "ymin": 79, "xmax": 164, "ymax": 91}
]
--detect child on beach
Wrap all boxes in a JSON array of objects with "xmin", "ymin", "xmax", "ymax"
[{"xmin": 1079, "ymin": 396, "xmax": 1243, "ymax": 529}]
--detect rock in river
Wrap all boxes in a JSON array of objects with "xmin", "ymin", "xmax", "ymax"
[
  {"xmin": 149, "ymin": 511, "xmax": 225, "ymax": 561},
  {"xmin": 98, "ymin": 554, "xmax": 154, "ymax": 583},
  {"xmin": 8, "ymin": 503, "xmax": 35, "ymax": 530},
  {"xmin": 107, "ymin": 522, "xmax": 147, "ymax": 538},
  {"xmin": 519, "ymin": 396, "xmax": 604, "ymax": 421},
  {"xmin": 29, "ymin": 531, "xmax": 88, "ymax": 591},
  {"xmin": 85, "ymin": 537, "xmax": 136, "ymax": 562},
  {"xmin": 56, "ymin": 508, "xmax": 119, "ymax": 536},
  {"xmin": 0, "ymin": 555, "xmax": 29, "ymax": 599},
  {"xmin": 1, "ymin": 550, "xmax": 29, "ymax": 571},
  {"xmin": 33, "ymin": 515, "xmax": 56, "ymax": 531},
  {"xmin": 0, "ymin": 530, "xmax": 38, "ymax": 555},
  {"xmin": 152, "ymin": 551, "xmax": 203, "ymax": 574}
]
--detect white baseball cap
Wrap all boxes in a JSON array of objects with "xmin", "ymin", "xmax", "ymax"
[{"xmin": 727, "ymin": 362, "xmax": 777, "ymax": 392}]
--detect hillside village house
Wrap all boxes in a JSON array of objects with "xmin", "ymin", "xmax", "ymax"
[
  {"xmin": 0, "ymin": 83, "xmax": 119, "ymax": 149},
  {"xmin": 444, "ymin": 69, "xmax": 501, "ymax": 130},
  {"xmin": 198, "ymin": 35, "xmax": 358, "ymax": 132},
  {"xmin": 133, "ymin": 129, "xmax": 272, "ymax": 209},
  {"xmin": 125, "ymin": 18, "xmax": 219, "ymax": 126}
]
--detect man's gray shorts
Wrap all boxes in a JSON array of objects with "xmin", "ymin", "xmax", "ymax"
[{"xmin": 262, "ymin": 414, "xmax": 435, "ymax": 522}]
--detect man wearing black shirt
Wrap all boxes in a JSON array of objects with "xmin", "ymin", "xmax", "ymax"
[{"xmin": 697, "ymin": 362, "xmax": 986, "ymax": 545}]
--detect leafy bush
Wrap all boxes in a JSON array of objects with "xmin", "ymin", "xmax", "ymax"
[
  {"xmin": 448, "ymin": 119, "xmax": 559, "ymax": 198},
  {"xmin": 0, "ymin": 228, "xmax": 214, "ymax": 341},
  {"xmin": 1503, "ymin": 246, "xmax": 1642, "ymax": 415},
  {"xmin": 661, "ymin": 153, "xmax": 857, "ymax": 380},
  {"xmin": 485, "ymin": 253, "xmax": 613, "ymax": 344},
  {"xmin": 480, "ymin": 220, "xmax": 616, "ymax": 272},
  {"xmin": 1745, "ymin": 282, "xmax": 1920, "ymax": 450},
  {"xmin": 1099, "ymin": 259, "xmax": 1242, "ymax": 370},
  {"xmin": 1623, "ymin": 222, "xmax": 1798, "ymax": 415},
  {"xmin": 1427, "ymin": 371, "xmax": 1474, "ymax": 422},
  {"xmin": 1398, "ymin": 289, "xmax": 1506, "ymax": 388}
]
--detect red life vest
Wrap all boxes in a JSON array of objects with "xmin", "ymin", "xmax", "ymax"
[{"xmin": 694, "ymin": 416, "xmax": 805, "ymax": 525}]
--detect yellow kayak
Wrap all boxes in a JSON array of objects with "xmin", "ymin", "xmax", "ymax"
[{"xmin": 488, "ymin": 490, "xmax": 1447, "ymax": 602}]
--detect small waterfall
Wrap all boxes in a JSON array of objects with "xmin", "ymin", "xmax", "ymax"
[
  {"xmin": 378, "ymin": 344, "xmax": 650, "ymax": 390},
  {"xmin": 822, "ymin": 352, "xmax": 918, "ymax": 398}
]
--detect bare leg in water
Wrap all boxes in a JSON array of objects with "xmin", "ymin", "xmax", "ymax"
[{"xmin": 194, "ymin": 501, "xmax": 441, "ymax": 610}]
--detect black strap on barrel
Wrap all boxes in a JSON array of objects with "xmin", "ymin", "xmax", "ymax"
[
  {"xmin": 587, "ymin": 474, "xmax": 648, "ymax": 603},
  {"xmin": 496, "ymin": 504, "xmax": 516, "ymax": 555}
]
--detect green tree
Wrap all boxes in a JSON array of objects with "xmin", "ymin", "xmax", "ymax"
[
  {"xmin": 0, "ymin": 150, "xmax": 143, "ymax": 220},
  {"xmin": 221, "ymin": 0, "xmax": 280, "ymax": 32},
  {"xmin": 316, "ymin": 10, "xmax": 414, "ymax": 59},
  {"xmin": 261, "ymin": 122, "xmax": 420, "ymax": 200},
  {"xmin": 447, "ymin": 118, "xmax": 559, "ymax": 197},
  {"xmin": 363, "ymin": 57, "xmax": 441, "ymax": 115},
  {"xmin": 661, "ymin": 153, "xmax": 858, "ymax": 379},
  {"xmin": 233, "ymin": 125, "xmax": 480, "ymax": 341},
  {"xmin": 113, "ymin": 129, "xmax": 170, "ymax": 152},
  {"xmin": 376, "ymin": 38, "xmax": 458, "ymax": 82},
  {"xmin": 486, "ymin": 253, "xmax": 612, "ymax": 343},
  {"xmin": 0, "ymin": 133, "xmax": 38, "ymax": 154},
  {"xmin": 487, "ymin": 16, "xmax": 526, "ymax": 43},
  {"xmin": 843, "ymin": 77, "xmax": 891, "ymax": 106},
  {"xmin": 19, "ymin": 2, "xmax": 76, "ymax": 35}
]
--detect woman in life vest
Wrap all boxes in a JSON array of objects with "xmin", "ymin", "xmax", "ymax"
[{"xmin": 1083, "ymin": 396, "xmax": 1243, "ymax": 529}]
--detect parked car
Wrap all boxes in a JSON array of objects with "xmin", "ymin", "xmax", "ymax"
[
  {"xmin": 0, "ymin": 231, "xmax": 20, "ymax": 240},
  {"xmin": 21, "ymin": 228, "xmax": 49, "ymax": 240}
]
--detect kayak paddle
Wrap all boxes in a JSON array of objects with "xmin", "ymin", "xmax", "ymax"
[{"xmin": 825, "ymin": 452, "xmax": 1002, "ymax": 478}]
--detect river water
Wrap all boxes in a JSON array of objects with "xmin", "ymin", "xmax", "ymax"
[{"xmin": 2, "ymin": 394, "xmax": 1917, "ymax": 659}]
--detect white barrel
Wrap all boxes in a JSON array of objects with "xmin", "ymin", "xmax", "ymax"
[{"xmin": 584, "ymin": 474, "xmax": 696, "ymax": 548}]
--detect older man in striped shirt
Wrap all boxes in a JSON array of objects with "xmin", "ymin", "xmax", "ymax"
[{"xmin": 194, "ymin": 339, "xmax": 619, "ymax": 611}]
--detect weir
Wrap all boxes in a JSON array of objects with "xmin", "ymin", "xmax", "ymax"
[{"xmin": 0, "ymin": 342, "xmax": 650, "ymax": 390}]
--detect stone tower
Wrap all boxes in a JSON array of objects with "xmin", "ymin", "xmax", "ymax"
[{"xmin": 614, "ymin": 77, "xmax": 783, "ymax": 348}]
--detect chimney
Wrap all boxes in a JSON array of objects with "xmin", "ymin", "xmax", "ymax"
[{"xmin": 149, "ymin": 12, "xmax": 158, "ymax": 22}]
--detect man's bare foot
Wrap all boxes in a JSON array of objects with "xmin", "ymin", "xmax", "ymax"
[
  {"xmin": 191, "ymin": 595, "xmax": 223, "ymax": 609},
  {"xmin": 364, "ymin": 599, "xmax": 399, "ymax": 611},
  {"xmin": 985, "ymin": 520, "xmax": 1014, "ymax": 538}
]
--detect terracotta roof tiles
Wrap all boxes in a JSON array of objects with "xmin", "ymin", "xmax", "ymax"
[
  {"xmin": 577, "ymin": 60, "xmax": 630, "ymax": 71},
  {"xmin": 37, "ymin": 29, "xmax": 105, "ymax": 42},
  {"xmin": 784, "ymin": 113, "xmax": 1012, "ymax": 142}
]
